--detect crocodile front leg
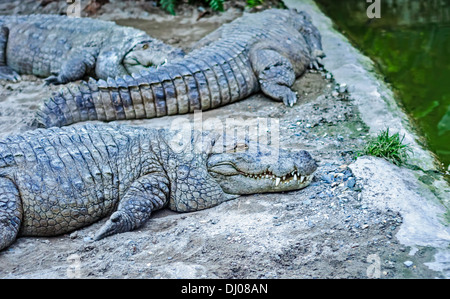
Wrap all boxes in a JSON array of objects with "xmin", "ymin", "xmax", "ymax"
[
  {"xmin": 250, "ymin": 48, "xmax": 298, "ymax": 107},
  {"xmin": 94, "ymin": 172, "xmax": 170, "ymax": 240},
  {"xmin": 0, "ymin": 176, "xmax": 22, "ymax": 251},
  {"xmin": 44, "ymin": 48, "xmax": 98, "ymax": 85},
  {"xmin": 0, "ymin": 26, "xmax": 20, "ymax": 82}
]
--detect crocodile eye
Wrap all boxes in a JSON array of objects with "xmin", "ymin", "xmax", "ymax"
[{"xmin": 142, "ymin": 44, "xmax": 149, "ymax": 50}]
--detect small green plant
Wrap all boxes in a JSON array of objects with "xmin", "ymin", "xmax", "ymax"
[
  {"xmin": 207, "ymin": 0, "xmax": 224, "ymax": 12},
  {"xmin": 160, "ymin": 0, "xmax": 224, "ymax": 15},
  {"xmin": 160, "ymin": 0, "xmax": 176, "ymax": 15},
  {"xmin": 357, "ymin": 128, "xmax": 412, "ymax": 166},
  {"xmin": 247, "ymin": 0, "xmax": 264, "ymax": 8}
]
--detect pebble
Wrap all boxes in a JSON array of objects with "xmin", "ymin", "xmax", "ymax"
[
  {"xmin": 321, "ymin": 174, "xmax": 334, "ymax": 184},
  {"xmin": 404, "ymin": 261, "xmax": 414, "ymax": 267},
  {"xmin": 286, "ymin": 204, "xmax": 296, "ymax": 211},
  {"xmin": 343, "ymin": 169, "xmax": 353, "ymax": 179},
  {"xmin": 346, "ymin": 177, "xmax": 356, "ymax": 188},
  {"xmin": 339, "ymin": 83, "xmax": 348, "ymax": 93},
  {"xmin": 303, "ymin": 199, "xmax": 312, "ymax": 205}
]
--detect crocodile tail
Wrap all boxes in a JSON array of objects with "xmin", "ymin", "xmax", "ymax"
[
  {"xmin": 33, "ymin": 77, "xmax": 101, "ymax": 128},
  {"xmin": 33, "ymin": 70, "xmax": 175, "ymax": 128},
  {"xmin": 33, "ymin": 74, "xmax": 148, "ymax": 128},
  {"xmin": 33, "ymin": 49, "xmax": 255, "ymax": 128}
]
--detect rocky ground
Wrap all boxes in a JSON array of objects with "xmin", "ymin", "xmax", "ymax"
[{"xmin": 0, "ymin": 0, "xmax": 448, "ymax": 279}]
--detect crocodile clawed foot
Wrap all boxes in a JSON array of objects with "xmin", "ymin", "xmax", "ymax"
[
  {"xmin": 260, "ymin": 83, "xmax": 298, "ymax": 107},
  {"xmin": 94, "ymin": 211, "xmax": 134, "ymax": 241},
  {"xmin": 0, "ymin": 66, "xmax": 20, "ymax": 82},
  {"xmin": 311, "ymin": 51, "xmax": 325, "ymax": 70},
  {"xmin": 44, "ymin": 75, "xmax": 63, "ymax": 85},
  {"xmin": 282, "ymin": 89, "xmax": 298, "ymax": 107}
]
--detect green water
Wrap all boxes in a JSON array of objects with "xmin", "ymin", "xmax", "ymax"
[{"xmin": 315, "ymin": 0, "xmax": 450, "ymax": 171}]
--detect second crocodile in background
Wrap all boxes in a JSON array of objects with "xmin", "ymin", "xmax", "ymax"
[
  {"xmin": 34, "ymin": 9, "xmax": 325, "ymax": 128},
  {"xmin": 0, "ymin": 14, "xmax": 185, "ymax": 84}
]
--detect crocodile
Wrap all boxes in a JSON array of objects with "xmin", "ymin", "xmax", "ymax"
[
  {"xmin": 0, "ymin": 14, "xmax": 185, "ymax": 84},
  {"xmin": 0, "ymin": 123, "xmax": 317, "ymax": 250},
  {"xmin": 34, "ymin": 9, "xmax": 324, "ymax": 128}
]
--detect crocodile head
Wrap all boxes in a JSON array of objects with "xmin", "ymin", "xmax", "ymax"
[
  {"xmin": 207, "ymin": 146, "xmax": 318, "ymax": 195},
  {"xmin": 123, "ymin": 39, "xmax": 185, "ymax": 74},
  {"xmin": 290, "ymin": 9, "xmax": 325, "ymax": 64},
  {"xmin": 164, "ymin": 130, "xmax": 317, "ymax": 212}
]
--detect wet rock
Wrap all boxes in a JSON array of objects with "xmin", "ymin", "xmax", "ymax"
[
  {"xmin": 343, "ymin": 169, "xmax": 353, "ymax": 179},
  {"xmin": 346, "ymin": 177, "xmax": 356, "ymax": 189},
  {"xmin": 321, "ymin": 174, "xmax": 334, "ymax": 184},
  {"xmin": 331, "ymin": 90, "xmax": 339, "ymax": 98},
  {"xmin": 338, "ymin": 83, "xmax": 348, "ymax": 93}
]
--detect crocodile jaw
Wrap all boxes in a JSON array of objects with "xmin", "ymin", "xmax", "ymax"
[
  {"xmin": 207, "ymin": 149, "xmax": 317, "ymax": 195},
  {"xmin": 208, "ymin": 168, "xmax": 315, "ymax": 195}
]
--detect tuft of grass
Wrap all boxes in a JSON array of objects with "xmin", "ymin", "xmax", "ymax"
[
  {"xmin": 207, "ymin": 0, "xmax": 224, "ymax": 12},
  {"xmin": 160, "ymin": 0, "xmax": 224, "ymax": 15},
  {"xmin": 357, "ymin": 128, "xmax": 412, "ymax": 166},
  {"xmin": 160, "ymin": 0, "xmax": 176, "ymax": 15},
  {"xmin": 246, "ymin": 0, "xmax": 264, "ymax": 8}
]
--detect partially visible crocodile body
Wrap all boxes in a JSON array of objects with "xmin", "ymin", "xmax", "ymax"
[
  {"xmin": 0, "ymin": 123, "xmax": 317, "ymax": 250},
  {"xmin": 0, "ymin": 14, "xmax": 185, "ymax": 84},
  {"xmin": 35, "ymin": 9, "xmax": 324, "ymax": 128}
]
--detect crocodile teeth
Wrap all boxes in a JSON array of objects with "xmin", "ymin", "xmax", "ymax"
[
  {"xmin": 300, "ymin": 176, "xmax": 305, "ymax": 183},
  {"xmin": 275, "ymin": 177, "xmax": 281, "ymax": 186},
  {"xmin": 294, "ymin": 174, "xmax": 298, "ymax": 181}
]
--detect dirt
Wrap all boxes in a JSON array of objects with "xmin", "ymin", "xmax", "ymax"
[{"xmin": 0, "ymin": 1, "xmax": 444, "ymax": 279}]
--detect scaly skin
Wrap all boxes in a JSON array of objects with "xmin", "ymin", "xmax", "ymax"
[
  {"xmin": 34, "ymin": 9, "xmax": 325, "ymax": 128},
  {"xmin": 0, "ymin": 123, "xmax": 317, "ymax": 250},
  {"xmin": 0, "ymin": 14, "xmax": 185, "ymax": 84}
]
